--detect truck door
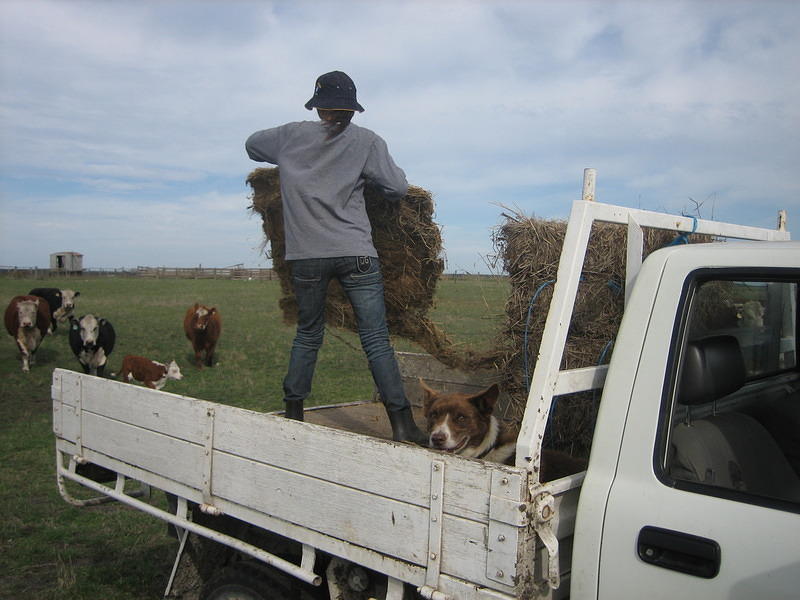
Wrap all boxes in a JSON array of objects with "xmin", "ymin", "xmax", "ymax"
[{"xmin": 598, "ymin": 258, "xmax": 799, "ymax": 599}]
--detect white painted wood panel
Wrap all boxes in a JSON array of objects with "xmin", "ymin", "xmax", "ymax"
[
  {"xmin": 214, "ymin": 406, "xmax": 522, "ymax": 523},
  {"xmin": 81, "ymin": 412, "xmax": 206, "ymax": 489},
  {"xmin": 53, "ymin": 369, "xmax": 537, "ymax": 596},
  {"xmin": 211, "ymin": 451, "xmax": 430, "ymax": 565},
  {"xmin": 439, "ymin": 513, "xmax": 517, "ymax": 594},
  {"xmin": 56, "ymin": 369, "xmax": 521, "ymax": 527},
  {"xmin": 56, "ymin": 370, "xmax": 526, "ymax": 521},
  {"xmin": 57, "ymin": 370, "xmax": 210, "ymax": 443},
  {"xmin": 211, "ymin": 450, "xmax": 520, "ymax": 593}
]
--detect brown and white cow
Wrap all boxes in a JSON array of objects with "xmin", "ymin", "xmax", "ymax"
[
  {"xmin": 4, "ymin": 295, "xmax": 51, "ymax": 372},
  {"xmin": 119, "ymin": 355, "xmax": 183, "ymax": 390},
  {"xmin": 183, "ymin": 303, "xmax": 221, "ymax": 367}
]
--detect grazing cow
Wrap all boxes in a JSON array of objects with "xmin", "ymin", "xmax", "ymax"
[
  {"xmin": 28, "ymin": 288, "xmax": 80, "ymax": 333},
  {"xmin": 183, "ymin": 303, "xmax": 221, "ymax": 367},
  {"xmin": 120, "ymin": 355, "xmax": 183, "ymax": 390},
  {"xmin": 68, "ymin": 314, "xmax": 116, "ymax": 377},
  {"xmin": 4, "ymin": 295, "xmax": 51, "ymax": 372}
]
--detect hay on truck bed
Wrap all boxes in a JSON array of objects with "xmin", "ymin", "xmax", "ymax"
[
  {"xmin": 247, "ymin": 167, "xmax": 494, "ymax": 371},
  {"xmin": 493, "ymin": 208, "xmax": 715, "ymax": 458}
]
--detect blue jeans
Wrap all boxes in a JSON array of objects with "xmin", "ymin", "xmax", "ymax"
[{"xmin": 283, "ymin": 256, "xmax": 409, "ymax": 413}]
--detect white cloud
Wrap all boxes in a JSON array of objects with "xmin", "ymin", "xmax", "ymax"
[{"xmin": 1, "ymin": 0, "xmax": 799, "ymax": 271}]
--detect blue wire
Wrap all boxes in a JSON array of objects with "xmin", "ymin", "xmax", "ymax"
[
  {"xmin": 666, "ymin": 215, "xmax": 698, "ymax": 246},
  {"xmin": 589, "ymin": 338, "xmax": 615, "ymax": 418},
  {"xmin": 526, "ymin": 279, "xmax": 618, "ymax": 445},
  {"xmin": 606, "ymin": 279, "xmax": 623, "ymax": 296},
  {"xmin": 523, "ymin": 280, "xmax": 555, "ymax": 393},
  {"xmin": 597, "ymin": 338, "xmax": 614, "ymax": 365}
]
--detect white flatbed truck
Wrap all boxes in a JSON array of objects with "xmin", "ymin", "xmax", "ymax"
[{"xmin": 53, "ymin": 170, "xmax": 799, "ymax": 599}]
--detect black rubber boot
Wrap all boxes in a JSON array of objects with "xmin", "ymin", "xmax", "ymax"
[
  {"xmin": 284, "ymin": 399, "xmax": 304, "ymax": 421},
  {"xmin": 387, "ymin": 408, "xmax": 428, "ymax": 445}
]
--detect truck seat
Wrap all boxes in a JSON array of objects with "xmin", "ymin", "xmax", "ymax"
[
  {"xmin": 746, "ymin": 389, "xmax": 800, "ymax": 476},
  {"xmin": 670, "ymin": 336, "xmax": 800, "ymax": 503}
]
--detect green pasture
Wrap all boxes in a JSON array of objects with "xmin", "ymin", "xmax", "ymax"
[{"xmin": 0, "ymin": 275, "xmax": 507, "ymax": 599}]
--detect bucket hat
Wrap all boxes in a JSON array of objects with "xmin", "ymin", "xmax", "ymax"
[{"xmin": 304, "ymin": 71, "xmax": 365, "ymax": 112}]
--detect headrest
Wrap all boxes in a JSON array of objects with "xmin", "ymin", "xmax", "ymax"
[{"xmin": 678, "ymin": 335, "xmax": 745, "ymax": 406}]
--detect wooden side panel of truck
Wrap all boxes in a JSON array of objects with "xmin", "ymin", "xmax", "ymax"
[{"xmin": 53, "ymin": 369, "xmax": 581, "ymax": 599}]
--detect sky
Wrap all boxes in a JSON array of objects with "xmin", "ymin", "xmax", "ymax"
[{"xmin": 1, "ymin": 0, "xmax": 799, "ymax": 274}]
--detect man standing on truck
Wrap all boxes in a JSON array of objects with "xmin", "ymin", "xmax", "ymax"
[{"xmin": 245, "ymin": 70, "xmax": 428, "ymax": 445}]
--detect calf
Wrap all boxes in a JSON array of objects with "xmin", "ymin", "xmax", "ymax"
[
  {"xmin": 68, "ymin": 314, "xmax": 116, "ymax": 377},
  {"xmin": 29, "ymin": 288, "xmax": 79, "ymax": 333},
  {"xmin": 120, "ymin": 355, "xmax": 183, "ymax": 390},
  {"xmin": 4, "ymin": 295, "xmax": 51, "ymax": 372},
  {"xmin": 183, "ymin": 303, "xmax": 221, "ymax": 367}
]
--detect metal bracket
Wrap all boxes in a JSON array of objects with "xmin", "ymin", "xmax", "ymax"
[
  {"xmin": 487, "ymin": 471, "xmax": 526, "ymax": 586},
  {"xmin": 418, "ymin": 584, "xmax": 452, "ymax": 600},
  {"xmin": 75, "ymin": 376, "xmax": 84, "ymax": 458},
  {"xmin": 386, "ymin": 576, "xmax": 404, "ymax": 600},
  {"xmin": 425, "ymin": 460, "xmax": 445, "ymax": 589},
  {"xmin": 202, "ymin": 407, "xmax": 216, "ymax": 508},
  {"xmin": 301, "ymin": 544, "xmax": 316, "ymax": 574},
  {"xmin": 164, "ymin": 497, "xmax": 190, "ymax": 598},
  {"xmin": 533, "ymin": 492, "xmax": 560, "ymax": 590}
]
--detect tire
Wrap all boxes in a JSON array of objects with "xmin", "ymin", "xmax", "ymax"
[{"xmin": 199, "ymin": 563, "xmax": 293, "ymax": 600}]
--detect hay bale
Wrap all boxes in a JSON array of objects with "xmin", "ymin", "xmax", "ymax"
[
  {"xmin": 492, "ymin": 208, "xmax": 715, "ymax": 456},
  {"xmin": 247, "ymin": 167, "xmax": 470, "ymax": 364}
]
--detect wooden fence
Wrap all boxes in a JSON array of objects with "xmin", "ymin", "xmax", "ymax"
[
  {"xmin": 0, "ymin": 266, "xmax": 275, "ymax": 280},
  {"xmin": 134, "ymin": 267, "xmax": 275, "ymax": 280},
  {"xmin": 1, "ymin": 267, "xmax": 498, "ymax": 282}
]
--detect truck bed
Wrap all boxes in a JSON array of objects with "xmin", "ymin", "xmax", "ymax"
[
  {"xmin": 302, "ymin": 401, "xmax": 424, "ymax": 440},
  {"xmin": 53, "ymin": 368, "xmax": 580, "ymax": 599}
]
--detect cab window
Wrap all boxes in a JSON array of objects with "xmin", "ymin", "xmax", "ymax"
[{"xmin": 663, "ymin": 274, "xmax": 799, "ymax": 507}]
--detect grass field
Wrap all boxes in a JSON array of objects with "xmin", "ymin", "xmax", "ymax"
[{"xmin": 0, "ymin": 275, "xmax": 507, "ymax": 599}]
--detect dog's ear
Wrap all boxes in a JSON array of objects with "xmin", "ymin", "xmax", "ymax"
[
  {"xmin": 419, "ymin": 378, "xmax": 438, "ymax": 414},
  {"xmin": 469, "ymin": 383, "xmax": 500, "ymax": 416}
]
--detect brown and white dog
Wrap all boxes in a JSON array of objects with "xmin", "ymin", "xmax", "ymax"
[
  {"xmin": 119, "ymin": 355, "xmax": 183, "ymax": 390},
  {"xmin": 421, "ymin": 379, "xmax": 588, "ymax": 480},
  {"xmin": 421, "ymin": 379, "xmax": 516, "ymax": 464}
]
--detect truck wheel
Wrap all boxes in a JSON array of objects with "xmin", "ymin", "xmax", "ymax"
[{"xmin": 199, "ymin": 563, "xmax": 292, "ymax": 600}]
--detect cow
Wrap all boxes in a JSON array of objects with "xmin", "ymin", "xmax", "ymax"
[
  {"xmin": 183, "ymin": 303, "xmax": 221, "ymax": 367},
  {"xmin": 28, "ymin": 288, "xmax": 80, "ymax": 334},
  {"xmin": 68, "ymin": 314, "xmax": 116, "ymax": 377},
  {"xmin": 738, "ymin": 300, "xmax": 765, "ymax": 329},
  {"xmin": 4, "ymin": 295, "xmax": 51, "ymax": 372},
  {"xmin": 119, "ymin": 355, "xmax": 183, "ymax": 390}
]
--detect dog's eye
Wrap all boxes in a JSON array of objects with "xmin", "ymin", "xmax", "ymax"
[
  {"xmin": 456, "ymin": 414, "xmax": 467, "ymax": 423},
  {"xmin": 428, "ymin": 410, "xmax": 438, "ymax": 419}
]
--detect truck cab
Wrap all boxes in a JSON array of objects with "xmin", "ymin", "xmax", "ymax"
[{"xmin": 574, "ymin": 241, "xmax": 799, "ymax": 599}]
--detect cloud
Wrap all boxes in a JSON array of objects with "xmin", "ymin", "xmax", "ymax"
[
  {"xmin": 1, "ymin": 0, "xmax": 799, "ymax": 272},
  {"xmin": 0, "ymin": 188, "xmax": 264, "ymax": 268}
]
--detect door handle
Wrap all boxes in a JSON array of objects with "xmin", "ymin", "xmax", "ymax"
[{"xmin": 637, "ymin": 526, "xmax": 720, "ymax": 578}]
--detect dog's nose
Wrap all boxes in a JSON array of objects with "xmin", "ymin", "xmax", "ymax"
[{"xmin": 431, "ymin": 431, "xmax": 447, "ymax": 446}]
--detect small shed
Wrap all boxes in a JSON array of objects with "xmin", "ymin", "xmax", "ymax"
[{"xmin": 50, "ymin": 252, "xmax": 83, "ymax": 273}]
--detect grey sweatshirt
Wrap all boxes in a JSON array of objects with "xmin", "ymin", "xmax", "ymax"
[{"xmin": 246, "ymin": 120, "xmax": 408, "ymax": 260}]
